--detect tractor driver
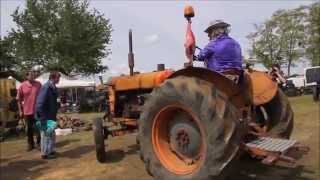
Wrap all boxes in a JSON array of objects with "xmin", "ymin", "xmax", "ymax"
[{"xmin": 196, "ymin": 20, "xmax": 243, "ymax": 73}]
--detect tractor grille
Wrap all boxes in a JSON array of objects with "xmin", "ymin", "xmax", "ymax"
[{"xmin": 246, "ymin": 137, "xmax": 297, "ymax": 153}]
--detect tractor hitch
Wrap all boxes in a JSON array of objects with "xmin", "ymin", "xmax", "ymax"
[{"xmin": 245, "ymin": 137, "xmax": 310, "ymax": 167}]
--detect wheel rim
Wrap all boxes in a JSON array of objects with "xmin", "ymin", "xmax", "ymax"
[{"xmin": 152, "ymin": 104, "xmax": 205, "ymax": 175}]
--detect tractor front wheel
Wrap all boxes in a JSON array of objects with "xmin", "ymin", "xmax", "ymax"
[{"xmin": 93, "ymin": 118, "xmax": 106, "ymax": 163}]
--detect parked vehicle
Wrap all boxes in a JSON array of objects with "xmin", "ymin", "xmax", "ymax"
[
  {"xmin": 284, "ymin": 76, "xmax": 305, "ymax": 96},
  {"xmin": 0, "ymin": 79, "xmax": 20, "ymax": 140},
  {"xmin": 304, "ymin": 66, "xmax": 320, "ymax": 101}
]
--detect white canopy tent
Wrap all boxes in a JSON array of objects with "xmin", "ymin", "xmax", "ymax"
[
  {"xmin": 36, "ymin": 73, "xmax": 94, "ymax": 88},
  {"xmin": 252, "ymin": 63, "xmax": 268, "ymax": 72},
  {"xmin": 36, "ymin": 72, "xmax": 95, "ymax": 104}
]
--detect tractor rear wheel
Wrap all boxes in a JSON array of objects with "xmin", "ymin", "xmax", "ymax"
[
  {"xmin": 139, "ymin": 76, "xmax": 242, "ymax": 180},
  {"xmin": 255, "ymin": 89, "xmax": 294, "ymax": 139},
  {"xmin": 93, "ymin": 118, "xmax": 106, "ymax": 163}
]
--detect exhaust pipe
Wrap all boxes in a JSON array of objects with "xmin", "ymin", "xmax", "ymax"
[
  {"xmin": 128, "ymin": 29, "xmax": 134, "ymax": 76},
  {"xmin": 157, "ymin": 64, "xmax": 165, "ymax": 71}
]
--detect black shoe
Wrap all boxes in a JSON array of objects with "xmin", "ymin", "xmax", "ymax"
[
  {"xmin": 47, "ymin": 154, "xmax": 56, "ymax": 159},
  {"xmin": 41, "ymin": 154, "xmax": 56, "ymax": 159},
  {"xmin": 35, "ymin": 144, "xmax": 41, "ymax": 151},
  {"xmin": 27, "ymin": 145, "xmax": 34, "ymax": 151},
  {"xmin": 49, "ymin": 151, "xmax": 57, "ymax": 155}
]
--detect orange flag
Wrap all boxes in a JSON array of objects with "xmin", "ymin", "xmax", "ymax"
[{"xmin": 184, "ymin": 22, "xmax": 196, "ymax": 61}]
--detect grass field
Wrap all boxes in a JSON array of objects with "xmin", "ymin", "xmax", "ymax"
[{"xmin": 0, "ymin": 95, "xmax": 319, "ymax": 180}]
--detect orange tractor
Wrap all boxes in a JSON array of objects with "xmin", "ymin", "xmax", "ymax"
[{"xmin": 93, "ymin": 6, "xmax": 308, "ymax": 179}]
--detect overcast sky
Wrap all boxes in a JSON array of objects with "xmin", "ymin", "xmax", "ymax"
[{"xmin": 0, "ymin": 0, "xmax": 315, "ymax": 78}]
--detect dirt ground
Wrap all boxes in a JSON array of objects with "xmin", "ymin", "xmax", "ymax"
[{"xmin": 0, "ymin": 95, "xmax": 319, "ymax": 180}]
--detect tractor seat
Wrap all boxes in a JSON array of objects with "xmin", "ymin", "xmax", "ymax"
[
  {"xmin": 222, "ymin": 69, "xmax": 243, "ymax": 76},
  {"xmin": 222, "ymin": 69, "xmax": 244, "ymax": 85},
  {"xmin": 222, "ymin": 69, "xmax": 252, "ymax": 105}
]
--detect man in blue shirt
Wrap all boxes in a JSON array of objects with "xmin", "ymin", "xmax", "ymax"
[
  {"xmin": 197, "ymin": 20, "xmax": 242, "ymax": 72},
  {"xmin": 35, "ymin": 71, "xmax": 60, "ymax": 159}
]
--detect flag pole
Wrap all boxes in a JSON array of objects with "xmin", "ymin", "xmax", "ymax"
[{"xmin": 184, "ymin": 6, "xmax": 195, "ymax": 67}]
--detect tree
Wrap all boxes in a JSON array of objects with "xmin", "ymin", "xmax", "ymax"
[
  {"xmin": 0, "ymin": 36, "xmax": 24, "ymax": 80},
  {"xmin": 247, "ymin": 20, "xmax": 282, "ymax": 68},
  {"xmin": 247, "ymin": 7, "xmax": 307, "ymax": 76},
  {"xmin": 0, "ymin": 37, "xmax": 13, "ymax": 72},
  {"xmin": 7, "ymin": 0, "xmax": 112, "ymax": 75},
  {"xmin": 306, "ymin": 2, "xmax": 320, "ymax": 66}
]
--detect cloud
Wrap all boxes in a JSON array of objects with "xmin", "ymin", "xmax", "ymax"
[
  {"xmin": 108, "ymin": 63, "xmax": 129, "ymax": 76},
  {"xmin": 143, "ymin": 34, "xmax": 160, "ymax": 45}
]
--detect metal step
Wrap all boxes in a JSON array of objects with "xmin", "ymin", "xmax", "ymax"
[{"xmin": 246, "ymin": 137, "xmax": 297, "ymax": 153}]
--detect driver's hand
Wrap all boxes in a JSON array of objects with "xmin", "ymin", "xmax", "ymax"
[{"xmin": 192, "ymin": 55, "xmax": 199, "ymax": 61}]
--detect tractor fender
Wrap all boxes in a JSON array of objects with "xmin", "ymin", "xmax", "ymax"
[
  {"xmin": 168, "ymin": 67, "xmax": 247, "ymax": 108},
  {"xmin": 247, "ymin": 71, "xmax": 278, "ymax": 106}
]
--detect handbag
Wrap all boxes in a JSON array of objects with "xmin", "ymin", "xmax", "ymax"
[{"xmin": 36, "ymin": 120, "xmax": 57, "ymax": 136}]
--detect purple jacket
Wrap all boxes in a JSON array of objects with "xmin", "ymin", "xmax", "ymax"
[{"xmin": 198, "ymin": 34, "xmax": 242, "ymax": 72}]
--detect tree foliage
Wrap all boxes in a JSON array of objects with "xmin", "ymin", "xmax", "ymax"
[
  {"xmin": 247, "ymin": 7, "xmax": 307, "ymax": 76},
  {"xmin": 306, "ymin": 2, "xmax": 320, "ymax": 66},
  {"xmin": 5, "ymin": 0, "xmax": 112, "ymax": 76},
  {"xmin": 0, "ymin": 36, "xmax": 24, "ymax": 80},
  {"xmin": 0, "ymin": 37, "xmax": 14, "ymax": 72}
]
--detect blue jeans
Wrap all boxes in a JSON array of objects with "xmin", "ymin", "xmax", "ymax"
[{"xmin": 40, "ymin": 131, "xmax": 55, "ymax": 156}]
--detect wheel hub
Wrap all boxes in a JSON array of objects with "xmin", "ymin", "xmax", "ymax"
[
  {"xmin": 152, "ymin": 104, "xmax": 205, "ymax": 175},
  {"xmin": 169, "ymin": 114, "xmax": 201, "ymax": 160},
  {"xmin": 176, "ymin": 130, "xmax": 190, "ymax": 148}
]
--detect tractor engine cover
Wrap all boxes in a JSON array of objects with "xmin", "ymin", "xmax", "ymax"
[{"xmin": 109, "ymin": 70, "xmax": 173, "ymax": 91}]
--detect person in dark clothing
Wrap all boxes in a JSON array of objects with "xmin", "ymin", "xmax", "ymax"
[{"xmin": 35, "ymin": 71, "xmax": 60, "ymax": 159}]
